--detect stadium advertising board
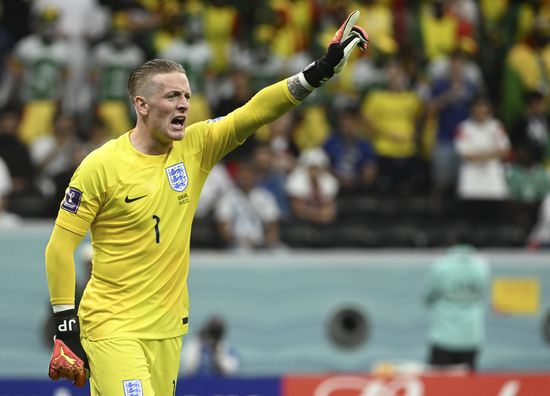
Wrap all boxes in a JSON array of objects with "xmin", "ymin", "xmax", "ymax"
[
  {"xmin": 0, "ymin": 378, "xmax": 280, "ymax": 396},
  {"xmin": 1, "ymin": 374, "xmax": 550, "ymax": 396},
  {"xmin": 282, "ymin": 373, "xmax": 550, "ymax": 396}
]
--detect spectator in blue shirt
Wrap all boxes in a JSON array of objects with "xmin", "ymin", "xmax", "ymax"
[
  {"xmin": 323, "ymin": 106, "xmax": 377, "ymax": 195},
  {"xmin": 180, "ymin": 315, "xmax": 240, "ymax": 377},
  {"xmin": 428, "ymin": 51, "xmax": 479, "ymax": 205}
]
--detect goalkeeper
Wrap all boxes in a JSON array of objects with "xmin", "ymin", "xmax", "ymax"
[{"xmin": 45, "ymin": 11, "xmax": 368, "ymax": 394}]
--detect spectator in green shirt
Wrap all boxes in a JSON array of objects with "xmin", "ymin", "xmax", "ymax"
[{"xmin": 424, "ymin": 244, "xmax": 491, "ymax": 371}]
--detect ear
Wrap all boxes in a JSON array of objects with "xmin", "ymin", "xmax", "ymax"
[{"xmin": 134, "ymin": 96, "xmax": 148, "ymax": 116}]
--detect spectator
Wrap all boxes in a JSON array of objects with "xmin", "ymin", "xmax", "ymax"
[
  {"xmin": 323, "ymin": 105, "xmax": 377, "ymax": 195},
  {"xmin": 88, "ymin": 12, "xmax": 145, "ymax": 138},
  {"xmin": 195, "ymin": 163, "xmax": 234, "ymax": 220},
  {"xmin": 356, "ymin": 0, "xmax": 398, "ymax": 56},
  {"xmin": 31, "ymin": 0, "xmax": 108, "ymax": 113},
  {"xmin": 0, "ymin": 105, "xmax": 35, "ymax": 195},
  {"xmin": 361, "ymin": 58, "xmax": 424, "ymax": 194},
  {"xmin": 527, "ymin": 193, "xmax": 550, "ymax": 249},
  {"xmin": 214, "ymin": 69, "xmax": 258, "ymax": 165},
  {"xmin": 214, "ymin": 68, "xmax": 253, "ymax": 118},
  {"xmin": 180, "ymin": 315, "xmax": 239, "ymax": 377},
  {"xmin": 424, "ymin": 243, "xmax": 491, "ymax": 371},
  {"xmin": 510, "ymin": 90, "xmax": 550, "ymax": 166},
  {"xmin": 500, "ymin": 18, "xmax": 550, "ymax": 129},
  {"xmin": 0, "ymin": 6, "xmax": 70, "ymax": 144},
  {"xmin": 266, "ymin": 112, "xmax": 300, "ymax": 175},
  {"xmin": 252, "ymin": 143, "xmax": 291, "ymax": 219},
  {"xmin": 202, "ymin": 0, "xmax": 239, "ymax": 74},
  {"xmin": 159, "ymin": 13, "xmax": 212, "ymax": 125},
  {"xmin": 30, "ymin": 111, "xmax": 80, "ymax": 203},
  {"xmin": 455, "ymin": 96, "xmax": 511, "ymax": 224},
  {"xmin": 0, "ymin": 156, "xmax": 21, "ymax": 228},
  {"xmin": 214, "ymin": 159, "xmax": 282, "ymax": 252},
  {"xmin": 428, "ymin": 50, "xmax": 479, "ymax": 204},
  {"xmin": 81, "ymin": 116, "xmax": 110, "ymax": 154},
  {"xmin": 285, "ymin": 147, "xmax": 339, "ymax": 225},
  {"xmin": 416, "ymin": 0, "xmax": 464, "ymax": 62},
  {"xmin": 506, "ymin": 145, "xmax": 550, "ymax": 204},
  {"xmin": 232, "ymin": 36, "xmax": 286, "ymax": 93}
]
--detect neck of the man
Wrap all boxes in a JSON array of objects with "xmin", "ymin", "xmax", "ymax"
[{"xmin": 130, "ymin": 125, "xmax": 172, "ymax": 156}]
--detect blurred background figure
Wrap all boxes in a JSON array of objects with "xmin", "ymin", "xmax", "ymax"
[
  {"xmin": 500, "ymin": 15, "xmax": 550, "ymax": 130},
  {"xmin": 0, "ymin": 104, "xmax": 35, "ymax": 197},
  {"xmin": 0, "ymin": 156, "xmax": 21, "ymax": 229},
  {"xmin": 180, "ymin": 315, "xmax": 239, "ymax": 378},
  {"xmin": 214, "ymin": 159, "xmax": 282, "ymax": 252},
  {"xmin": 88, "ymin": 11, "xmax": 145, "ymax": 138},
  {"xmin": 455, "ymin": 96, "xmax": 511, "ymax": 225},
  {"xmin": 361, "ymin": 58, "xmax": 424, "ymax": 195},
  {"xmin": 159, "ymin": 11, "xmax": 213, "ymax": 126},
  {"xmin": 0, "ymin": 6, "xmax": 69, "ymax": 144},
  {"xmin": 31, "ymin": 0, "xmax": 108, "ymax": 114},
  {"xmin": 30, "ymin": 111, "xmax": 80, "ymax": 215},
  {"xmin": 252, "ymin": 143, "xmax": 292, "ymax": 220},
  {"xmin": 264, "ymin": 112, "xmax": 299, "ymax": 175},
  {"xmin": 510, "ymin": 90, "xmax": 550, "ymax": 167},
  {"xmin": 424, "ymin": 243, "xmax": 491, "ymax": 372},
  {"xmin": 323, "ymin": 105, "xmax": 378, "ymax": 196},
  {"xmin": 527, "ymin": 193, "xmax": 550, "ymax": 249},
  {"xmin": 195, "ymin": 163, "xmax": 234, "ymax": 221},
  {"xmin": 427, "ymin": 50, "xmax": 479, "ymax": 206},
  {"xmin": 285, "ymin": 147, "xmax": 339, "ymax": 225}
]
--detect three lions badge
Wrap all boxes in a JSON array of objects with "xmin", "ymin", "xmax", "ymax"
[{"xmin": 165, "ymin": 162, "xmax": 188, "ymax": 192}]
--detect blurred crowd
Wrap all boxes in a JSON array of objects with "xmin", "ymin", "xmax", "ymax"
[{"xmin": 1, "ymin": 0, "xmax": 550, "ymax": 249}]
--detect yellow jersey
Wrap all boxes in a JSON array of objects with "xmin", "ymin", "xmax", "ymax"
[
  {"xmin": 54, "ymin": 79, "xmax": 299, "ymax": 341},
  {"xmin": 362, "ymin": 89, "xmax": 421, "ymax": 158}
]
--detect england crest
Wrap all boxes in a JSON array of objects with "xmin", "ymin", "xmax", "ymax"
[
  {"xmin": 165, "ymin": 162, "xmax": 188, "ymax": 192},
  {"xmin": 123, "ymin": 379, "xmax": 143, "ymax": 396}
]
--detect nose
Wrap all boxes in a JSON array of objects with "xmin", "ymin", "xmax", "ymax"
[{"xmin": 177, "ymin": 96, "xmax": 189, "ymax": 111}]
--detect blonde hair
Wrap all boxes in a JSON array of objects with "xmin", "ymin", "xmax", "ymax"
[{"xmin": 128, "ymin": 59, "xmax": 186, "ymax": 98}]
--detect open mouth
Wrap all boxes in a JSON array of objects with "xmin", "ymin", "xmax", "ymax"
[{"xmin": 171, "ymin": 116, "xmax": 185, "ymax": 128}]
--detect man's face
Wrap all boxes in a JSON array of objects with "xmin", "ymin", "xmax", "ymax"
[{"xmin": 141, "ymin": 72, "xmax": 191, "ymax": 144}]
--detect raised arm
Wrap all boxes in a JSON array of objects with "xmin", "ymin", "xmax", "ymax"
[{"xmin": 232, "ymin": 10, "xmax": 369, "ymax": 142}]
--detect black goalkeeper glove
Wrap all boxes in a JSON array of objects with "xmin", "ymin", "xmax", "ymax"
[
  {"xmin": 302, "ymin": 10, "xmax": 369, "ymax": 88},
  {"xmin": 48, "ymin": 309, "xmax": 89, "ymax": 387}
]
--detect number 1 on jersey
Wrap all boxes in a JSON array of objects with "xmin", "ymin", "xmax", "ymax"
[{"xmin": 152, "ymin": 215, "xmax": 160, "ymax": 244}]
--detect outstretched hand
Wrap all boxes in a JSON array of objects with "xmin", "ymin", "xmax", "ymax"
[{"xmin": 302, "ymin": 10, "xmax": 369, "ymax": 88}]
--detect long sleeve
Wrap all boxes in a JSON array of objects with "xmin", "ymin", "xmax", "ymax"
[
  {"xmin": 232, "ymin": 79, "xmax": 301, "ymax": 142},
  {"xmin": 45, "ymin": 224, "xmax": 85, "ymax": 305}
]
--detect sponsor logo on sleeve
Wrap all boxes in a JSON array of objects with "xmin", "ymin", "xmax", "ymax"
[
  {"xmin": 207, "ymin": 116, "xmax": 226, "ymax": 123},
  {"xmin": 123, "ymin": 379, "xmax": 143, "ymax": 396},
  {"xmin": 61, "ymin": 187, "xmax": 82, "ymax": 214}
]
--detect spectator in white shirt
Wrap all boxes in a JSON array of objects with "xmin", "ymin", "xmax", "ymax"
[
  {"xmin": 195, "ymin": 163, "xmax": 234, "ymax": 220},
  {"xmin": 285, "ymin": 147, "xmax": 339, "ymax": 225},
  {"xmin": 214, "ymin": 159, "xmax": 282, "ymax": 251},
  {"xmin": 455, "ymin": 96, "xmax": 511, "ymax": 224}
]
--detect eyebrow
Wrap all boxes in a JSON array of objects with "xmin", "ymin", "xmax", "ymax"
[{"xmin": 165, "ymin": 89, "xmax": 192, "ymax": 96}]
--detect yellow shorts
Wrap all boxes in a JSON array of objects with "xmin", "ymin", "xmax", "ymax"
[{"xmin": 81, "ymin": 337, "xmax": 182, "ymax": 396}]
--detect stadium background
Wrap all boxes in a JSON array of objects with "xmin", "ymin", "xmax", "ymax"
[{"xmin": 0, "ymin": 0, "xmax": 549, "ymax": 395}]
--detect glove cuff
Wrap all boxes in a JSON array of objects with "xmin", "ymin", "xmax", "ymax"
[
  {"xmin": 302, "ymin": 58, "xmax": 335, "ymax": 88},
  {"xmin": 53, "ymin": 309, "xmax": 81, "ymax": 339}
]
